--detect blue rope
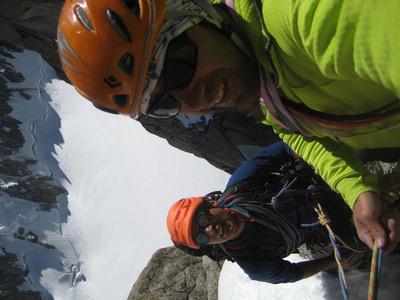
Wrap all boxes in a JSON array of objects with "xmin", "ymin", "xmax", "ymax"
[
  {"xmin": 328, "ymin": 231, "xmax": 349, "ymax": 300},
  {"xmin": 300, "ymin": 221, "xmax": 320, "ymax": 228},
  {"xmin": 377, "ymin": 248, "xmax": 383, "ymax": 280},
  {"xmin": 375, "ymin": 248, "xmax": 383, "ymax": 299}
]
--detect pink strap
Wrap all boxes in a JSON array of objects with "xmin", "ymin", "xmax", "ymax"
[
  {"xmin": 259, "ymin": 69, "xmax": 313, "ymax": 137},
  {"xmin": 223, "ymin": 0, "xmax": 312, "ymax": 136},
  {"xmin": 224, "ymin": 0, "xmax": 236, "ymax": 9}
]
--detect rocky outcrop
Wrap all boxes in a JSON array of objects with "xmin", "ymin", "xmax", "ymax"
[
  {"xmin": 0, "ymin": 248, "xmax": 42, "ymax": 300},
  {"xmin": 2, "ymin": 175, "xmax": 65, "ymax": 211},
  {"xmin": 0, "ymin": 249, "xmax": 26, "ymax": 291},
  {"xmin": 128, "ymin": 247, "xmax": 222, "ymax": 300},
  {"xmin": 0, "ymin": 0, "xmax": 65, "ymax": 79},
  {"xmin": 138, "ymin": 112, "xmax": 279, "ymax": 173}
]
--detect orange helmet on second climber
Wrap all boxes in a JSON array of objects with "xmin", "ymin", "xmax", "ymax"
[
  {"xmin": 57, "ymin": 0, "xmax": 166, "ymax": 117},
  {"xmin": 167, "ymin": 197, "xmax": 206, "ymax": 249}
]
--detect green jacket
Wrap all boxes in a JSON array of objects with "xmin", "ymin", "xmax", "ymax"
[{"xmin": 218, "ymin": 0, "xmax": 400, "ymax": 207}]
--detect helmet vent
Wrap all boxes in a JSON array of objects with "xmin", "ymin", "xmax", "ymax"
[
  {"xmin": 122, "ymin": 0, "xmax": 140, "ymax": 17},
  {"xmin": 104, "ymin": 76, "xmax": 122, "ymax": 88},
  {"xmin": 112, "ymin": 94, "xmax": 128, "ymax": 107},
  {"xmin": 106, "ymin": 9, "xmax": 132, "ymax": 43},
  {"xmin": 118, "ymin": 53, "xmax": 134, "ymax": 75},
  {"xmin": 75, "ymin": 6, "xmax": 94, "ymax": 32}
]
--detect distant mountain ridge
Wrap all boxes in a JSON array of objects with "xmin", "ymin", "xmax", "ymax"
[{"xmin": 0, "ymin": 43, "xmax": 68, "ymax": 299}]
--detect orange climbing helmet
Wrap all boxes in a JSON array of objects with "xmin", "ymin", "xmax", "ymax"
[
  {"xmin": 167, "ymin": 197, "xmax": 206, "ymax": 249},
  {"xmin": 57, "ymin": 0, "xmax": 166, "ymax": 117},
  {"xmin": 58, "ymin": 0, "xmax": 242, "ymax": 118}
]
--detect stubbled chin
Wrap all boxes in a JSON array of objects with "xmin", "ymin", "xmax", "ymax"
[{"xmin": 237, "ymin": 93, "xmax": 260, "ymax": 110}]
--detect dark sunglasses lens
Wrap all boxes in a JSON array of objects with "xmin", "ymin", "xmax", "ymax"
[
  {"xmin": 196, "ymin": 233, "xmax": 209, "ymax": 245},
  {"xmin": 147, "ymin": 94, "xmax": 181, "ymax": 119},
  {"xmin": 163, "ymin": 61, "xmax": 195, "ymax": 90},
  {"xmin": 167, "ymin": 39, "xmax": 197, "ymax": 62},
  {"xmin": 197, "ymin": 213, "xmax": 211, "ymax": 228},
  {"xmin": 163, "ymin": 35, "xmax": 197, "ymax": 90}
]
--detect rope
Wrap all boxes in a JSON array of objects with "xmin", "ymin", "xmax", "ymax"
[
  {"xmin": 271, "ymin": 177, "xmax": 297, "ymax": 205},
  {"xmin": 307, "ymin": 187, "xmax": 367, "ymax": 254},
  {"xmin": 234, "ymin": 202, "xmax": 302, "ymax": 257},
  {"xmin": 315, "ymin": 203, "xmax": 386, "ymax": 300},
  {"xmin": 368, "ymin": 242, "xmax": 383, "ymax": 300},
  {"xmin": 314, "ymin": 203, "xmax": 349, "ymax": 300}
]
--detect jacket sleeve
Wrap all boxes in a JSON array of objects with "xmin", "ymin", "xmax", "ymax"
[
  {"xmin": 280, "ymin": 0, "xmax": 400, "ymax": 96},
  {"xmin": 226, "ymin": 141, "xmax": 292, "ymax": 188},
  {"xmin": 278, "ymin": 129, "xmax": 379, "ymax": 208},
  {"xmin": 236, "ymin": 256, "xmax": 304, "ymax": 284}
]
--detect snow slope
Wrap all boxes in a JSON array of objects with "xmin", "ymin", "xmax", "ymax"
[{"xmin": 46, "ymin": 80, "xmax": 230, "ymax": 300}]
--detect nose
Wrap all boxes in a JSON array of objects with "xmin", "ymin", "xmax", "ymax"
[
  {"xmin": 204, "ymin": 224, "xmax": 218, "ymax": 239},
  {"xmin": 205, "ymin": 224, "xmax": 213, "ymax": 234}
]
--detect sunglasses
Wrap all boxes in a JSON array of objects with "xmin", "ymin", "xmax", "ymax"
[
  {"xmin": 194, "ymin": 206, "xmax": 212, "ymax": 246},
  {"xmin": 146, "ymin": 32, "xmax": 198, "ymax": 119}
]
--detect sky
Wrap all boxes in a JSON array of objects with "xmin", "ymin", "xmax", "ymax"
[{"xmin": 2, "ymin": 47, "xmax": 400, "ymax": 300}]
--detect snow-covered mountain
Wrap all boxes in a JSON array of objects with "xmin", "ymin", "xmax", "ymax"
[{"xmin": 0, "ymin": 46, "xmax": 229, "ymax": 299}]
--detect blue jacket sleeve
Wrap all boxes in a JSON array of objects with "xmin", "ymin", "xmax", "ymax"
[
  {"xmin": 236, "ymin": 256, "xmax": 304, "ymax": 284},
  {"xmin": 226, "ymin": 141, "xmax": 292, "ymax": 188}
]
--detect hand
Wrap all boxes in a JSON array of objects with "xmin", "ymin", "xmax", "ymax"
[{"xmin": 353, "ymin": 191, "xmax": 399, "ymax": 254}]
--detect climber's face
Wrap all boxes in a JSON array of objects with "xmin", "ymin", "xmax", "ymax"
[
  {"xmin": 148, "ymin": 21, "xmax": 260, "ymax": 118},
  {"xmin": 194, "ymin": 207, "xmax": 246, "ymax": 245}
]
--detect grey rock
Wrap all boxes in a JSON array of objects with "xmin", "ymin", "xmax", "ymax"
[
  {"xmin": 138, "ymin": 112, "xmax": 279, "ymax": 173},
  {"xmin": 0, "ymin": 290, "xmax": 43, "ymax": 300},
  {"xmin": 1, "ymin": 175, "xmax": 65, "ymax": 211},
  {"xmin": 0, "ymin": 249, "xmax": 27, "ymax": 291},
  {"xmin": 0, "ymin": 0, "xmax": 65, "ymax": 80},
  {"xmin": 128, "ymin": 247, "xmax": 222, "ymax": 300},
  {"xmin": 0, "ymin": 157, "xmax": 32, "ymax": 176},
  {"xmin": 0, "ymin": 115, "xmax": 24, "ymax": 156},
  {"xmin": 201, "ymin": 256, "xmax": 222, "ymax": 300},
  {"xmin": 0, "ymin": 52, "xmax": 25, "ymax": 157}
]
